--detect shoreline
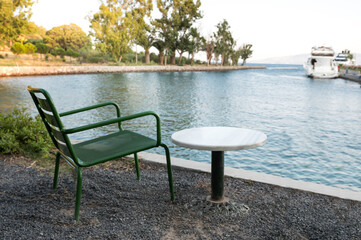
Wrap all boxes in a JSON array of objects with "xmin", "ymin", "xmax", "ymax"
[{"xmin": 0, "ymin": 65, "xmax": 266, "ymax": 77}]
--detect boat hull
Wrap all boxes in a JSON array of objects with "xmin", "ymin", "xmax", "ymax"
[{"xmin": 304, "ymin": 56, "xmax": 339, "ymax": 79}]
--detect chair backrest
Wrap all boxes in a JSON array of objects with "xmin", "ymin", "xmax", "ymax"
[{"xmin": 27, "ymin": 86, "xmax": 77, "ymax": 166}]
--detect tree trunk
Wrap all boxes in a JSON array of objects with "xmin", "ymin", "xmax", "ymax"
[
  {"xmin": 191, "ymin": 53, "xmax": 194, "ymax": 65},
  {"xmin": 178, "ymin": 53, "xmax": 183, "ymax": 65},
  {"xmin": 164, "ymin": 49, "xmax": 168, "ymax": 65},
  {"xmin": 118, "ymin": 55, "xmax": 122, "ymax": 63},
  {"xmin": 242, "ymin": 59, "xmax": 246, "ymax": 66},
  {"xmin": 159, "ymin": 53, "xmax": 164, "ymax": 65},
  {"xmin": 207, "ymin": 54, "xmax": 212, "ymax": 66},
  {"xmin": 171, "ymin": 53, "xmax": 176, "ymax": 65},
  {"xmin": 145, "ymin": 49, "xmax": 150, "ymax": 64}
]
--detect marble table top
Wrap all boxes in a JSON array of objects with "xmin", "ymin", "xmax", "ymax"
[{"xmin": 171, "ymin": 127, "xmax": 267, "ymax": 151}]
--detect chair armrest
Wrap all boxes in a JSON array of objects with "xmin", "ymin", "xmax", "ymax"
[
  {"xmin": 63, "ymin": 111, "xmax": 162, "ymax": 146},
  {"xmin": 59, "ymin": 102, "xmax": 121, "ymax": 130},
  {"xmin": 59, "ymin": 102, "xmax": 121, "ymax": 117}
]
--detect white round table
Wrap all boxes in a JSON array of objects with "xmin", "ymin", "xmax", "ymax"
[{"xmin": 171, "ymin": 127, "xmax": 267, "ymax": 202}]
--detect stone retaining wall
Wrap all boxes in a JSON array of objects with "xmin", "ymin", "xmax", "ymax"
[
  {"xmin": 0, "ymin": 65, "xmax": 266, "ymax": 77},
  {"xmin": 339, "ymin": 73, "xmax": 361, "ymax": 83}
]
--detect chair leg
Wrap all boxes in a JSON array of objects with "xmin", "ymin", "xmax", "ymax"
[
  {"xmin": 53, "ymin": 152, "xmax": 60, "ymax": 189},
  {"xmin": 74, "ymin": 167, "xmax": 83, "ymax": 221},
  {"xmin": 160, "ymin": 144, "xmax": 175, "ymax": 201},
  {"xmin": 134, "ymin": 153, "xmax": 141, "ymax": 180}
]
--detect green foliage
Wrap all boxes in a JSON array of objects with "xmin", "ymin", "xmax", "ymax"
[
  {"xmin": 65, "ymin": 48, "xmax": 79, "ymax": 58},
  {"xmin": 136, "ymin": 24, "xmax": 155, "ymax": 64},
  {"xmin": 150, "ymin": 52, "xmax": 158, "ymax": 63},
  {"xmin": 10, "ymin": 42, "xmax": 25, "ymax": 55},
  {"xmin": 90, "ymin": 0, "xmax": 153, "ymax": 63},
  {"xmin": 0, "ymin": 0, "xmax": 34, "ymax": 46},
  {"xmin": 187, "ymin": 27, "xmax": 204, "ymax": 65},
  {"xmin": 214, "ymin": 19, "xmax": 234, "ymax": 66},
  {"xmin": 153, "ymin": 0, "xmax": 202, "ymax": 65},
  {"xmin": 0, "ymin": 108, "xmax": 53, "ymax": 158},
  {"xmin": 45, "ymin": 24, "xmax": 91, "ymax": 51},
  {"xmin": 35, "ymin": 42, "xmax": 49, "ymax": 55},
  {"xmin": 230, "ymin": 46, "xmax": 242, "ymax": 66},
  {"xmin": 23, "ymin": 22, "xmax": 47, "ymax": 39},
  {"xmin": 78, "ymin": 49, "xmax": 112, "ymax": 63},
  {"xmin": 240, "ymin": 44, "xmax": 253, "ymax": 66},
  {"xmin": 24, "ymin": 42, "xmax": 37, "ymax": 54},
  {"xmin": 50, "ymin": 47, "xmax": 65, "ymax": 57}
]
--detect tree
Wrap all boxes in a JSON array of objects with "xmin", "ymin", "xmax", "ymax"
[
  {"xmin": 45, "ymin": 24, "xmax": 90, "ymax": 51},
  {"xmin": 187, "ymin": 28, "xmax": 204, "ymax": 65},
  {"xmin": 21, "ymin": 22, "xmax": 47, "ymax": 41},
  {"xmin": 0, "ymin": 0, "xmax": 34, "ymax": 46},
  {"xmin": 173, "ymin": 0, "xmax": 202, "ymax": 65},
  {"xmin": 240, "ymin": 44, "xmax": 253, "ymax": 65},
  {"xmin": 214, "ymin": 19, "xmax": 234, "ymax": 66},
  {"xmin": 203, "ymin": 36, "xmax": 215, "ymax": 66},
  {"xmin": 10, "ymin": 42, "xmax": 25, "ymax": 55},
  {"xmin": 35, "ymin": 42, "xmax": 49, "ymax": 59},
  {"xmin": 153, "ymin": 0, "xmax": 174, "ymax": 65},
  {"xmin": 24, "ymin": 42, "xmax": 36, "ymax": 54},
  {"xmin": 135, "ymin": 24, "xmax": 155, "ymax": 64},
  {"xmin": 90, "ymin": 0, "xmax": 152, "ymax": 63},
  {"xmin": 152, "ymin": 40, "xmax": 166, "ymax": 65},
  {"xmin": 154, "ymin": 0, "xmax": 202, "ymax": 65},
  {"xmin": 230, "ymin": 45, "xmax": 242, "ymax": 66}
]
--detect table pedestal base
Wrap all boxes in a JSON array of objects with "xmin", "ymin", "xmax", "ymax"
[
  {"xmin": 210, "ymin": 151, "xmax": 226, "ymax": 202},
  {"xmin": 206, "ymin": 195, "xmax": 229, "ymax": 204}
]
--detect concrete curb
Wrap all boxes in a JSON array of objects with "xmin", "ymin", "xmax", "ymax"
[{"xmin": 138, "ymin": 152, "xmax": 361, "ymax": 202}]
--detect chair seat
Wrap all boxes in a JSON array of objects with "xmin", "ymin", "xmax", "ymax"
[{"xmin": 73, "ymin": 130, "xmax": 157, "ymax": 166}]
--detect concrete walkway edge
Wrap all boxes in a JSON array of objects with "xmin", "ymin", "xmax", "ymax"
[{"xmin": 138, "ymin": 152, "xmax": 361, "ymax": 202}]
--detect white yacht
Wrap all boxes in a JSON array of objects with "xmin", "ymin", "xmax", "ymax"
[
  {"xmin": 334, "ymin": 50, "xmax": 355, "ymax": 66},
  {"xmin": 304, "ymin": 46, "xmax": 338, "ymax": 78}
]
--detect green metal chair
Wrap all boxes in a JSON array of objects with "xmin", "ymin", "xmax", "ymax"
[{"xmin": 27, "ymin": 86, "xmax": 174, "ymax": 221}]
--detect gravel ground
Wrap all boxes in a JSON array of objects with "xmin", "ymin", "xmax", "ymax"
[{"xmin": 1, "ymin": 155, "xmax": 360, "ymax": 239}]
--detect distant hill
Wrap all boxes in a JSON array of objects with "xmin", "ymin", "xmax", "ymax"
[{"xmin": 250, "ymin": 53, "xmax": 361, "ymax": 65}]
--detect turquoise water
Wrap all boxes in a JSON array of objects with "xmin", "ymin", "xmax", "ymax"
[{"xmin": 1, "ymin": 65, "xmax": 361, "ymax": 191}]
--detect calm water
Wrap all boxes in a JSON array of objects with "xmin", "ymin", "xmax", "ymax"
[{"xmin": 1, "ymin": 65, "xmax": 361, "ymax": 191}]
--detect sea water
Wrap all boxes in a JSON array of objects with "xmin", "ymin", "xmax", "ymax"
[{"xmin": 1, "ymin": 65, "xmax": 360, "ymax": 191}]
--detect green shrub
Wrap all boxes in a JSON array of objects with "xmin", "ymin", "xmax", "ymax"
[
  {"xmin": 0, "ymin": 108, "xmax": 53, "ymax": 159},
  {"xmin": 24, "ymin": 42, "xmax": 37, "ymax": 54},
  {"xmin": 78, "ymin": 49, "xmax": 112, "ymax": 63},
  {"xmin": 0, "ymin": 54, "xmax": 4, "ymax": 59},
  {"xmin": 50, "ymin": 47, "xmax": 65, "ymax": 57},
  {"xmin": 10, "ymin": 42, "xmax": 25, "ymax": 55},
  {"xmin": 35, "ymin": 42, "xmax": 49, "ymax": 55},
  {"xmin": 65, "ymin": 48, "xmax": 79, "ymax": 58},
  {"xmin": 87, "ymin": 56, "xmax": 104, "ymax": 63}
]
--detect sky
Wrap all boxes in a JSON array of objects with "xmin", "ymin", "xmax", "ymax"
[{"xmin": 31, "ymin": 0, "xmax": 361, "ymax": 61}]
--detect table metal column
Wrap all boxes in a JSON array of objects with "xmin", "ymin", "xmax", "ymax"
[{"xmin": 210, "ymin": 151, "xmax": 225, "ymax": 202}]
